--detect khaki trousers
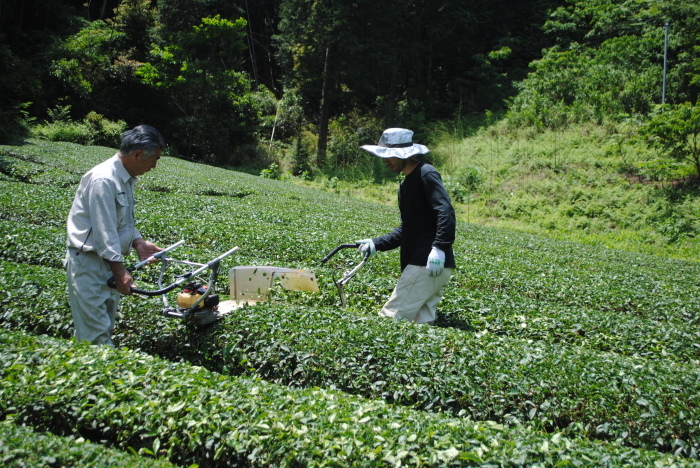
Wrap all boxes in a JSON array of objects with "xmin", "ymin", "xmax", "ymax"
[
  {"xmin": 65, "ymin": 248, "xmax": 120, "ymax": 346},
  {"xmin": 380, "ymin": 265, "xmax": 452, "ymax": 324}
]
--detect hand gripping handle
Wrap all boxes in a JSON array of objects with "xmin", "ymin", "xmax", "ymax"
[{"xmin": 106, "ymin": 241, "xmax": 186, "ymax": 295}]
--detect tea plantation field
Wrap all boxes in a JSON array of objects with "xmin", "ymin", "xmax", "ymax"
[{"xmin": 1, "ymin": 139, "xmax": 700, "ymax": 466}]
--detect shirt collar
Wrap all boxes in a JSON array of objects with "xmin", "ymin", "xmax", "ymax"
[
  {"xmin": 113, "ymin": 154, "xmax": 136, "ymax": 183},
  {"xmin": 405, "ymin": 160, "xmax": 423, "ymax": 179}
]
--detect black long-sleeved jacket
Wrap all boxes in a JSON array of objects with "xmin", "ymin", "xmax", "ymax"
[{"xmin": 373, "ymin": 161, "xmax": 456, "ymax": 271}]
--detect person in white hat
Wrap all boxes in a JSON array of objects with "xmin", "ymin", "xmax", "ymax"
[{"xmin": 357, "ymin": 128, "xmax": 456, "ymax": 324}]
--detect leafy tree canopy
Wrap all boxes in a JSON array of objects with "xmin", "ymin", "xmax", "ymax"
[
  {"xmin": 641, "ymin": 102, "xmax": 700, "ymax": 178},
  {"xmin": 509, "ymin": 0, "xmax": 700, "ymax": 129}
]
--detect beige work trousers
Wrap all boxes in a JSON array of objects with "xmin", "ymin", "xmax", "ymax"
[
  {"xmin": 65, "ymin": 248, "xmax": 120, "ymax": 346},
  {"xmin": 380, "ymin": 264, "xmax": 452, "ymax": 324}
]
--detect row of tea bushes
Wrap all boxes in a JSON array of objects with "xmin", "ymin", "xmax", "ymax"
[
  {"xmin": 437, "ymin": 289, "xmax": 700, "ymax": 362},
  {"xmin": 2, "ymin": 142, "xmax": 699, "ymax": 335},
  {"xmin": 0, "ymin": 421, "xmax": 175, "ymax": 467},
  {"xmin": 451, "ymin": 227, "xmax": 700, "ymax": 324},
  {"xmin": 3, "ymin": 214, "xmax": 700, "ymax": 364},
  {"xmin": 0, "ymin": 139, "xmax": 113, "ymax": 178},
  {"xmin": 1, "ymin": 330, "xmax": 695, "ymax": 467},
  {"xmin": 2, "ymin": 259, "xmax": 700, "ymax": 458},
  {"xmin": 178, "ymin": 302, "xmax": 700, "ymax": 458},
  {"xmin": 0, "ymin": 260, "xmax": 73, "ymax": 339}
]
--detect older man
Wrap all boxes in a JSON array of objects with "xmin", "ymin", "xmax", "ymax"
[
  {"xmin": 66, "ymin": 125, "xmax": 165, "ymax": 345},
  {"xmin": 357, "ymin": 128, "xmax": 456, "ymax": 324}
]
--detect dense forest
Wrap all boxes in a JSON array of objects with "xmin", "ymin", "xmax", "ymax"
[{"xmin": 1, "ymin": 0, "xmax": 699, "ymax": 175}]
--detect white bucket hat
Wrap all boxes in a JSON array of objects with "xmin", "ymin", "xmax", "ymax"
[{"xmin": 360, "ymin": 128, "xmax": 429, "ymax": 159}]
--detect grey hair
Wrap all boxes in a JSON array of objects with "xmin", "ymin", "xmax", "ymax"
[{"xmin": 120, "ymin": 125, "xmax": 165, "ymax": 159}]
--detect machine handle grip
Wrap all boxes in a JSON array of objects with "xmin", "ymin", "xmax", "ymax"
[
  {"xmin": 106, "ymin": 276, "xmax": 190, "ymax": 296},
  {"xmin": 128, "ymin": 240, "xmax": 185, "ymax": 271},
  {"xmin": 106, "ymin": 243, "xmax": 239, "ymax": 297},
  {"xmin": 106, "ymin": 240, "xmax": 186, "ymax": 295},
  {"xmin": 320, "ymin": 243, "xmax": 364, "ymax": 264}
]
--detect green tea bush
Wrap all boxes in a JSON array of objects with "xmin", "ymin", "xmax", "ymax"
[
  {"xmin": 170, "ymin": 303, "xmax": 700, "ymax": 457},
  {"xmin": 0, "ymin": 261, "xmax": 72, "ymax": 338},
  {"xmin": 0, "ymin": 420, "xmax": 175, "ymax": 467},
  {"xmin": 1, "ymin": 330, "xmax": 694, "ymax": 467},
  {"xmin": 3, "ymin": 138, "xmax": 700, "ymax": 462},
  {"xmin": 0, "ymin": 139, "xmax": 114, "ymax": 176},
  {"xmin": 3, "ymin": 257, "xmax": 700, "ymax": 457}
]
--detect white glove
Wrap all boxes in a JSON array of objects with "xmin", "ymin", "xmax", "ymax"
[
  {"xmin": 426, "ymin": 247, "xmax": 445, "ymax": 277},
  {"xmin": 356, "ymin": 239, "xmax": 376, "ymax": 257}
]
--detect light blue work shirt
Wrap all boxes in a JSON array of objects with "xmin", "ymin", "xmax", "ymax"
[{"xmin": 66, "ymin": 154, "xmax": 141, "ymax": 263}]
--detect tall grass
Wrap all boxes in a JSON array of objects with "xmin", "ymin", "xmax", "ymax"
[
  {"xmin": 448, "ymin": 122, "xmax": 698, "ymax": 261},
  {"xmin": 434, "ymin": 122, "xmax": 700, "ymax": 261}
]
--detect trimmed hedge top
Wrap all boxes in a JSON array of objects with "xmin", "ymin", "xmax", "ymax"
[{"xmin": 1, "ymin": 330, "xmax": 696, "ymax": 467}]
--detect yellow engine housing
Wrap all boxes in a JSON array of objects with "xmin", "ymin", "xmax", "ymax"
[{"xmin": 177, "ymin": 291, "xmax": 204, "ymax": 309}]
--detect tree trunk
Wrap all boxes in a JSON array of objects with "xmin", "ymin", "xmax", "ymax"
[{"xmin": 316, "ymin": 45, "xmax": 331, "ymax": 168}]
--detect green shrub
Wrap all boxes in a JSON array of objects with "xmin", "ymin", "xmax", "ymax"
[
  {"xmin": 82, "ymin": 111, "xmax": 127, "ymax": 147},
  {"xmin": 31, "ymin": 106, "xmax": 126, "ymax": 147},
  {"xmin": 1, "ymin": 330, "xmax": 693, "ymax": 467},
  {"xmin": 260, "ymin": 162, "xmax": 280, "ymax": 179},
  {"xmin": 442, "ymin": 176, "xmax": 467, "ymax": 202},
  {"xmin": 456, "ymin": 165, "xmax": 482, "ymax": 192},
  {"xmin": 0, "ymin": 420, "xmax": 175, "ymax": 467},
  {"xmin": 32, "ymin": 120, "xmax": 91, "ymax": 144}
]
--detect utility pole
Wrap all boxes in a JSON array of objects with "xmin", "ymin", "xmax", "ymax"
[{"xmin": 662, "ymin": 20, "xmax": 669, "ymax": 104}]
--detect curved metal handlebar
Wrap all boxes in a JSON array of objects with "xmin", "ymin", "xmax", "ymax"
[
  {"xmin": 107, "ymin": 240, "xmax": 186, "ymax": 294},
  {"xmin": 321, "ymin": 242, "xmax": 371, "ymax": 309},
  {"xmin": 107, "ymin": 276, "xmax": 192, "ymax": 297},
  {"xmin": 320, "ymin": 243, "xmax": 365, "ymax": 264},
  {"xmin": 107, "ymin": 242, "xmax": 239, "ymax": 296}
]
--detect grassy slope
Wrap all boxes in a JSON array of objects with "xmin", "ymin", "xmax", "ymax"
[{"xmin": 436, "ymin": 123, "xmax": 700, "ymax": 262}]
